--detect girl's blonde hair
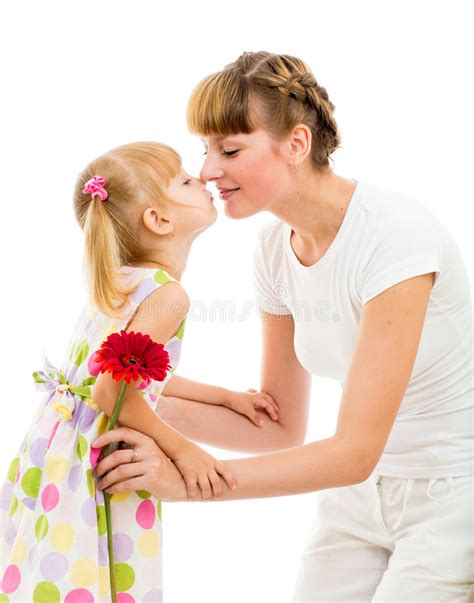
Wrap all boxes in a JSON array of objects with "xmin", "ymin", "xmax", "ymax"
[
  {"xmin": 187, "ymin": 51, "xmax": 341, "ymax": 169},
  {"xmin": 73, "ymin": 141, "xmax": 181, "ymax": 322}
]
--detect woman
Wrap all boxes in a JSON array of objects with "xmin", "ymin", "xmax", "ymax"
[{"xmin": 92, "ymin": 52, "xmax": 473, "ymax": 601}]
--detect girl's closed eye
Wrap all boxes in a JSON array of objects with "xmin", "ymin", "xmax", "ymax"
[{"xmin": 183, "ymin": 178, "xmax": 192, "ymax": 185}]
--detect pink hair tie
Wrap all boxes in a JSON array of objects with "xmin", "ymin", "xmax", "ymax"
[{"xmin": 82, "ymin": 175, "xmax": 109, "ymax": 201}]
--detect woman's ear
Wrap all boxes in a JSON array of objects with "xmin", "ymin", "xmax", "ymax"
[
  {"xmin": 287, "ymin": 123, "xmax": 312, "ymax": 166},
  {"xmin": 142, "ymin": 207, "xmax": 174, "ymax": 236}
]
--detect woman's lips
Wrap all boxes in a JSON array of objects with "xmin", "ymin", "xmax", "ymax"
[{"xmin": 219, "ymin": 188, "xmax": 240, "ymax": 201}]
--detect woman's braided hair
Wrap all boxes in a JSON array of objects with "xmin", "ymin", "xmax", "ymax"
[{"xmin": 187, "ymin": 51, "xmax": 341, "ymax": 169}]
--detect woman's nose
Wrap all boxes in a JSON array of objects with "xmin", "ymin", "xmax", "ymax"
[{"xmin": 200, "ymin": 155, "xmax": 224, "ymax": 183}]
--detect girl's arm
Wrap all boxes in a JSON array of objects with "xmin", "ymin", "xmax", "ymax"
[
  {"xmin": 160, "ymin": 375, "xmax": 279, "ymax": 427},
  {"xmin": 161, "ymin": 374, "xmax": 233, "ymax": 406},
  {"xmin": 94, "ymin": 377, "xmax": 193, "ymax": 461},
  {"xmin": 91, "ymin": 283, "xmax": 194, "ymax": 461},
  {"xmin": 92, "ymin": 283, "xmax": 238, "ymax": 497},
  {"xmin": 95, "ymin": 272, "xmax": 436, "ymax": 500},
  {"xmin": 92, "ymin": 282, "xmax": 197, "ymax": 459}
]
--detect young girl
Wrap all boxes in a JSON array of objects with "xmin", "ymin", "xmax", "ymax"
[{"xmin": 0, "ymin": 141, "xmax": 278, "ymax": 602}]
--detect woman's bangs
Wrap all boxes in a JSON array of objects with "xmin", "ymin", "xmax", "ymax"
[{"xmin": 187, "ymin": 72, "xmax": 253, "ymax": 137}]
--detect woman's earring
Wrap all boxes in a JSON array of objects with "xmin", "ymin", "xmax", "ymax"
[{"xmin": 289, "ymin": 160, "xmax": 297, "ymax": 173}]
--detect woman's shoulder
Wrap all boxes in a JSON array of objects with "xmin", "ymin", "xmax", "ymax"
[
  {"xmin": 255, "ymin": 218, "xmax": 287, "ymax": 252},
  {"xmin": 253, "ymin": 219, "xmax": 288, "ymax": 272},
  {"xmin": 257, "ymin": 217, "xmax": 286, "ymax": 238},
  {"xmin": 358, "ymin": 180, "xmax": 444, "ymax": 231}
]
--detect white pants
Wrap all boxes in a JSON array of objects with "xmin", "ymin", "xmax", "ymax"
[{"xmin": 292, "ymin": 472, "xmax": 474, "ymax": 602}]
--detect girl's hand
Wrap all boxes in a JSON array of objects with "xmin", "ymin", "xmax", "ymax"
[
  {"xmin": 225, "ymin": 388, "xmax": 279, "ymax": 426},
  {"xmin": 172, "ymin": 443, "xmax": 237, "ymax": 501}
]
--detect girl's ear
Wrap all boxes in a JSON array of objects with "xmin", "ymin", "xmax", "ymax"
[{"xmin": 142, "ymin": 207, "xmax": 174, "ymax": 236}]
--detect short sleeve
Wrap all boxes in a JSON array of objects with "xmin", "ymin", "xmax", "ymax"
[
  {"xmin": 358, "ymin": 219, "xmax": 443, "ymax": 304},
  {"xmin": 253, "ymin": 229, "xmax": 292, "ymax": 315}
]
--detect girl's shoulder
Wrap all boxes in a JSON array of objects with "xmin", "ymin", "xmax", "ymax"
[
  {"xmin": 120, "ymin": 266, "xmax": 189, "ymax": 341},
  {"xmin": 121, "ymin": 266, "xmax": 189, "ymax": 313},
  {"xmin": 121, "ymin": 266, "xmax": 190, "ymax": 328}
]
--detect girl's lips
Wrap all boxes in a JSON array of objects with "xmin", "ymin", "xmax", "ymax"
[{"xmin": 219, "ymin": 188, "xmax": 240, "ymax": 201}]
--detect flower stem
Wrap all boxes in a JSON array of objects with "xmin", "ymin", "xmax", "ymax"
[
  {"xmin": 100, "ymin": 380, "xmax": 128, "ymax": 603},
  {"xmin": 104, "ymin": 491, "xmax": 117, "ymax": 603},
  {"xmin": 107, "ymin": 381, "xmax": 129, "ymax": 433}
]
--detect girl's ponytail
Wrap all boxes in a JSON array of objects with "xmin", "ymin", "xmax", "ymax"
[{"xmin": 82, "ymin": 183, "xmax": 136, "ymax": 324}]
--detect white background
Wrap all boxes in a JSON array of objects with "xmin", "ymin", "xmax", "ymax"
[{"xmin": 0, "ymin": 1, "xmax": 472, "ymax": 602}]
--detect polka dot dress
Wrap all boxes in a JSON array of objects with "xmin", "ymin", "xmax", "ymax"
[{"xmin": 0, "ymin": 267, "xmax": 186, "ymax": 602}]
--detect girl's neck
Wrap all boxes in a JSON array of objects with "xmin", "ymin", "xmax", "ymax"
[
  {"xmin": 131, "ymin": 260, "xmax": 185, "ymax": 282},
  {"xmin": 130, "ymin": 239, "xmax": 192, "ymax": 282},
  {"xmin": 129, "ymin": 231, "xmax": 195, "ymax": 282}
]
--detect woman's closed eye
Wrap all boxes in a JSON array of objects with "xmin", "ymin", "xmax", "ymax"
[
  {"xmin": 201, "ymin": 149, "xmax": 239, "ymax": 157},
  {"xmin": 222, "ymin": 149, "xmax": 239, "ymax": 157}
]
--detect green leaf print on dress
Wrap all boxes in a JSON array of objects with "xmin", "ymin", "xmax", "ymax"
[
  {"xmin": 154, "ymin": 270, "xmax": 174, "ymax": 285},
  {"xmin": 76, "ymin": 435, "xmax": 88, "ymax": 461},
  {"xmin": 175, "ymin": 317, "xmax": 186, "ymax": 340},
  {"xmin": 7, "ymin": 457, "xmax": 20, "ymax": 483},
  {"xmin": 74, "ymin": 340, "xmax": 89, "ymax": 367},
  {"xmin": 33, "ymin": 580, "xmax": 61, "ymax": 603},
  {"xmin": 35, "ymin": 514, "xmax": 49, "ymax": 541},
  {"xmin": 8, "ymin": 495, "xmax": 18, "ymax": 517},
  {"xmin": 22, "ymin": 467, "xmax": 42, "ymax": 499}
]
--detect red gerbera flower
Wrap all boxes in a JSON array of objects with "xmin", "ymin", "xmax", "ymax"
[{"xmin": 94, "ymin": 330, "xmax": 171, "ymax": 385}]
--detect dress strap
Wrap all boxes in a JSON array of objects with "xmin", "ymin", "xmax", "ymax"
[{"xmin": 122, "ymin": 268, "xmax": 181, "ymax": 334}]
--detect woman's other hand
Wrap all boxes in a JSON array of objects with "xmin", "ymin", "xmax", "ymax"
[{"xmin": 91, "ymin": 427, "xmax": 189, "ymax": 502}]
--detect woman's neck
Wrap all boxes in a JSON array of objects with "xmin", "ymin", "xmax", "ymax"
[{"xmin": 271, "ymin": 169, "xmax": 357, "ymax": 255}]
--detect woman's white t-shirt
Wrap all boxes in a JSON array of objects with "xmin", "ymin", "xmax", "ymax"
[{"xmin": 253, "ymin": 179, "xmax": 473, "ymax": 478}]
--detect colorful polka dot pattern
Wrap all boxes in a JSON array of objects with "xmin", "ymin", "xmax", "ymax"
[{"xmin": 0, "ymin": 267, "xmax": 182, "ymax": 601}]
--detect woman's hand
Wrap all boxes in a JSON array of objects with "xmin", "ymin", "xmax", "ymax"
[
  {"xmin": 91, "ymin": 427, "xmax": 189, "ymax": 502},
  {"xmin": 225, "ymin": 388, "xmax": 279, "ymax": 426},
  {"xmin": 171, "ymin": 442, "xmax": 237, "ymax": 501}
]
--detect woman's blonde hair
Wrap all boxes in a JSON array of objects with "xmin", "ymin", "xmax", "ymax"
[
  {"xmin": 73, "ymin": 141, "xmax": 181, "ymax": 322},
  {"xmin": 187, "ymin": 51, "xmax": 340, "ymax": 169}
]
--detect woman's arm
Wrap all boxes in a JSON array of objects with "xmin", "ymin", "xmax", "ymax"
[
  {"xmin": 157, "ymin": 312, "xmax": 313, "ymax": 453},
  {"xmin": 94, "ymin": 272, "xmax": 435, "ymax": 500},
  {"xmin": 218, "ymin": 271, "xmax": 437, "ymax": 500},
  {"xmin": 94, "ymin": 427, "xmax": 366, "ymax": 501}
]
